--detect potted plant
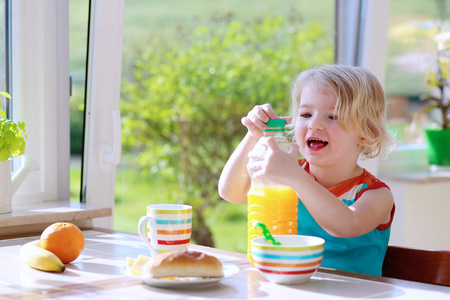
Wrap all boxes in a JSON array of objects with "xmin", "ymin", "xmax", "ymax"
[
  {"xmin": 0, "ymin": 91, "xmax": 27, "ymax": 213},
  {"xmin": 420, "ymin": 20, "xmax": 450, "ymax": 171}
]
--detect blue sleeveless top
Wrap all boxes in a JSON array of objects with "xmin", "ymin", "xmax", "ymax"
[{"xmin": 298, "ymin": 159, "xmax": 395, "ymax": 276}]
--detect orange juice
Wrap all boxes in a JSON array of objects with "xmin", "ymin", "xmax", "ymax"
[{"xmin": 247, "ymin": 185, "xmax": 298, "ymax": 265}]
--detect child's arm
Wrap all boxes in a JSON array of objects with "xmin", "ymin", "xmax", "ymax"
[
  {"xmin": 217, "ymin": 132, "xmax": 259, "ymax": 204},
  {"xmin": 249, "ymin": 138, "xmax": 394, "ymax": 238},
  {"xmin": 218, "ymin": 104, "xmax": 289, "ymax": 204}
]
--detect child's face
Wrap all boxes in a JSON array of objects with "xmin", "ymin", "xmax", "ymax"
[{"xmin": 295, "ymin": 82, "xmax": 364, "ymax": 167}]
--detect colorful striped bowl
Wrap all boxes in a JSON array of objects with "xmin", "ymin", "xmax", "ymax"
[{"xmin": 251, "ymin": 235, "xmax": 325, "ymax": 284}]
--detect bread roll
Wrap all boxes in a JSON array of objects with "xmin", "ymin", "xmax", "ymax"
[{"xmin": 144, "ymin": 250, "xmax": 224, "ymax": 278}]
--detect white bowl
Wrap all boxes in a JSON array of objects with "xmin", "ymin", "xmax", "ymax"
[{"xmin": 251, "ymin": 235, "xmax": 325, "ymax": 284}]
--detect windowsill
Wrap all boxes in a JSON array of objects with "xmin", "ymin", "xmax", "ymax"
[
  {"xmin": 378, "ymin": 144, "xmax": 429, "ymax": 174},
  {"xmin": 379, "ymin": 170, "xmax": 450, "ymax": 184},
  {"xmin": 0, "ymin": 201, "xmax": 112, "ymax": 237},
  {"xmin": 378, "ymin": 143, "xmax": 450, "ymax": 184}
]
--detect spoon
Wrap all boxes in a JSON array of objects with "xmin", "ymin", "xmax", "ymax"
[{"xmin": 253, "ymin": 221, "xmax": 282, "ymax": 245}]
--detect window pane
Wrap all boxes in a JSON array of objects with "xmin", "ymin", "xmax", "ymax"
[
  {"xmin": 386, "ymin": 0, "xmax": 450, "ymax": 144},
  {"xmin": 116, "ymin": 0, "xmax": 334, "ymax": 252},
  {"xmin": 69, "ymin": 0, "xmax": 89, "ymax": 202}
]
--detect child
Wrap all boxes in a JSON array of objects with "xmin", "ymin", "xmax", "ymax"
[{"xmin": 218, "ymin": 64, "xmax": 396, "ymax": 276}]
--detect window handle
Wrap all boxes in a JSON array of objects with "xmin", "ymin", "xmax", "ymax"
[{"xmin": 101, "ymin": 109, "xmax": 122, "ymax": 168}]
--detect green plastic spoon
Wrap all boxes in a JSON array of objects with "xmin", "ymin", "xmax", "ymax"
[{"xmin": 253, "ymin": 221, "xmax": 282, "ymax": 245}]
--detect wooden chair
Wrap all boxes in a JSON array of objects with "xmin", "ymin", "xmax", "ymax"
[{"xmin": 382, "ymin": 245, "xmax": 450, "ymax": 287}]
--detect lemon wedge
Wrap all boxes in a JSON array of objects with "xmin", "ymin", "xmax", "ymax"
[{"xmin": 127, "ymin": 255, "xmax": 151, "ymax": 277}]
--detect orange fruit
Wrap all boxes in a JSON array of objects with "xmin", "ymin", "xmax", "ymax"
[{"xmin": 40, "ymin": 222, "xmax": 85, "ymax": 264}]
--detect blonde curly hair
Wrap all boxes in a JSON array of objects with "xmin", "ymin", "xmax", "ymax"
[{"xmin": 287, "ymin": 65, "xmax": 396, "ymax": 159}]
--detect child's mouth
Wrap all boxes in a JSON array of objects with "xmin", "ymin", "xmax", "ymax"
[{"xmin": 307, "ymin": 138, "xmax": 328, "ymax": 150}]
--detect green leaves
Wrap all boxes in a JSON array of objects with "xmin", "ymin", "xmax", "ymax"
[
  {"xmin": 0, "ymin": 92, "xmax": 11, "ymax": 99},
  {"xmin": 0, "ymin": 92, "xmax": 26, "ymax": 161}
]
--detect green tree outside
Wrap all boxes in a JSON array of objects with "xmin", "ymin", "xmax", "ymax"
[{"xmin": 120, "ymin": 15, "xmax": 332, "ymax": 247}]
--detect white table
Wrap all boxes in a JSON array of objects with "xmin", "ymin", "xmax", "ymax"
[{"xmin": 1, "ymin": 229, "xmax": 449, "ymax": 299}]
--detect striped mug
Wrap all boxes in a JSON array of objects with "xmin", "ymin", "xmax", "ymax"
[{"xmin": 138, "ymin": 204, "xmax": 192, "ymax": 257}]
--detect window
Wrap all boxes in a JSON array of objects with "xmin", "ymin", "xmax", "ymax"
[
  {"xmin": 69, "ymin": 0, "xmax": 90, "ymax": 203},
  {"xmin": 80, "ymin": 0, "xmax": 124, "ymax": 228},
  {"xmin": 114, "ymin": 1, "xmax": 394, "ymax": 252},
  {"xmin": 7, "ymin": 0, "xmax": 123, "ymax": 228},
  {"xmin": 8, "ymin": 0, "xmax": 70, "ymax": 204},
  {"xmin": 2, "ymin": 0, "xmax": 404, "ymax": 244},
  {"xmin": 385, "ymin": 0, "xmax": 449, "ymax": 146},
  {"xmin": 115, "ymin": 0, "xmax": 337, "ymax": 250},
  {"xmin": 377, "ymin": 0, "xmax": 450, "ymax": 173}
]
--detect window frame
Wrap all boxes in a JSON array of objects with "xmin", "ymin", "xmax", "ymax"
[
  {"xmin": 81, "ymin": 0, "xmax": 124, "ymax": 228},
  {"xmin": 11, "ymin": 0, "xmax": 70, "ymax": 204},
  {"xmin": 9, "ymin": 0, "xmax": 124, "ymax": 230}
]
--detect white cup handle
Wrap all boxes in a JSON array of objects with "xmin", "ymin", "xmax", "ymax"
[{"xmin": 138, "ymin": 215, "xmax": 158, "ymax": 257}]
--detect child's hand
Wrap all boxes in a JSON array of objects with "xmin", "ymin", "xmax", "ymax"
[
  {"xmin": 248, "ymin": 138, "xmax": 300, "ymax": 186},
  {"xmin": 241, "ymin": 104, "xmax": 292, "ymax": 138}
]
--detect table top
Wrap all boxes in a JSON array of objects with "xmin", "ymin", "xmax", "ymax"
[{"xmin": 1, "ymin": 228, "xmax": 449, "ymax": 299}]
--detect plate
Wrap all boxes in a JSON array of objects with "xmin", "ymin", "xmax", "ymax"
[{"xmin": 127, "ymin": 264, "xmax": 240, "ymax": 289}]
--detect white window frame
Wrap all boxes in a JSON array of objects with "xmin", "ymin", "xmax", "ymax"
[
  {"xmin": 10, "ymin": 0, "xmax": 124, "ymax": 232},
  {"xmin": 82, "ymin": 0, "xmax": 124, "ymax": 228},
  {"xmin": 11, "ymin": 0, "xmax": 70, "ymax": 204}
]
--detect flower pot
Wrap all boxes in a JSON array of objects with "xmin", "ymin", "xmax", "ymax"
[
  {"xmin": 0, "ymin": 159, "xmax": 12, "ymax": 214},
  {"xmin": 424, "ymin": 129, "xmax": 450, "ymax": 172}
]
